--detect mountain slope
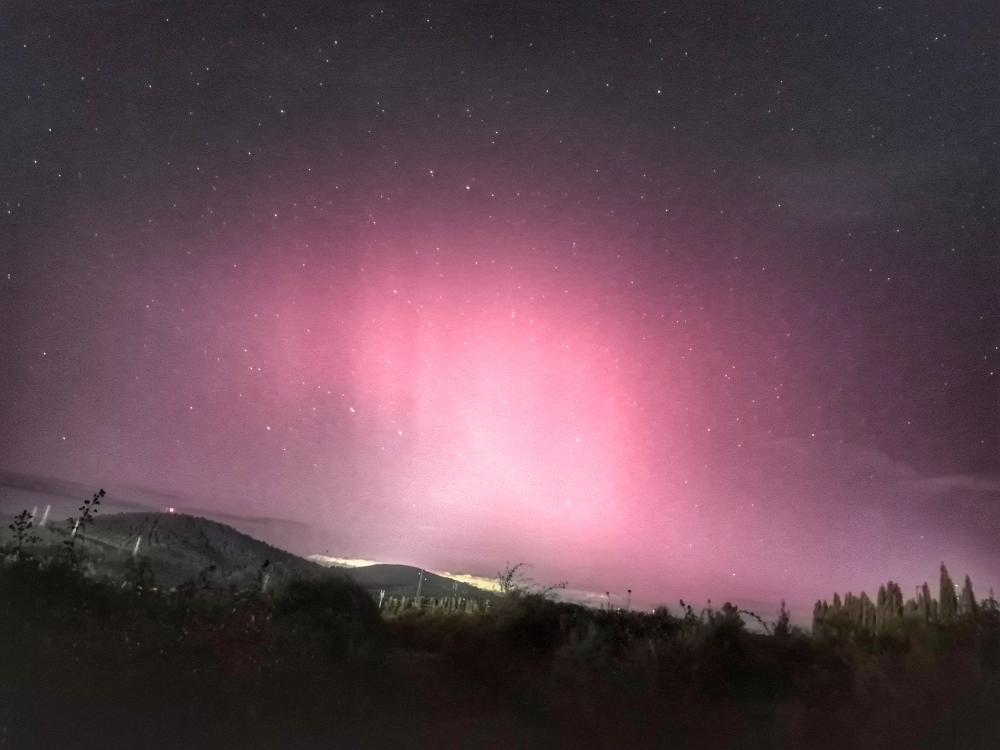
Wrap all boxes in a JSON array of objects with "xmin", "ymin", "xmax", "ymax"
[
  {"xmin": 3, "ymin": 503, "xmax": 495, "ymax": 602},
  {"xmin": 77, "ymin": 512, "xmax": 324, "ymax": 588},
  {"xmin": 0, "ymin": 469, "xmax": 320, "ymax": 556}
]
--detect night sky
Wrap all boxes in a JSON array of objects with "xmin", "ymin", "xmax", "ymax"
[{"xmin": 2, "ymin": 1, "xmax": 998, "ymax": 611}]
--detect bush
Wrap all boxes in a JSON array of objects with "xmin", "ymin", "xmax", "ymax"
[{"xmin": 273, "ymin": 576, "xmax": 384, "ymax": 664}]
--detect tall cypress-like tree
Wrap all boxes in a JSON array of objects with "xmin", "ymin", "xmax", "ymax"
[
  {"xmin": 874, "ymin": 585, "xmax": 884, "ymax": 631},
  {"xmin": 775, "ymin": 600, "xmax": 792, "ymax": 637},
  {"xmin": 960, "ymin": 575, "xmax": 978, "ymax": 616},
  {"xmin": 919, "ymin": 582, "xmax": 932, "ymax": 622},
  {"xmin": 860, "ymin": 591, "xmax": 875, "ymax": 631},
  {"xmin": 888, "ymin": 581, "xmax": 903, "ymax": 619},
  {"xmin": 939, "ymin": 563, "xmax": 958, "ymax": 621},
  {"xmin": 812, "ymin": 600, "xmax": 826, "ymax": 633}
]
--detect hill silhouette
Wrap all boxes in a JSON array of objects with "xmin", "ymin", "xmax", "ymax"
[
  {"xmin": 3, "ymin": 509, "xmax": 496, "ymax": 602},
  {"xmin": 79, "ymin": 512, "xmax": 322, "ymax": 587},
  {"xmin": 0, "ymin": 469, "xmax": 320, "ymax": 555}
]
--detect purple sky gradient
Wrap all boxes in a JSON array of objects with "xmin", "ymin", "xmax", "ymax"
[{"xmin": 2, "ymin": 1, "xmax": 998, "ymax": 614}]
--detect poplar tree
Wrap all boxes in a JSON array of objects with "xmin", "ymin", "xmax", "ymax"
[
  {"xmin": 918, "ymin": 582, "xmax": 932, "ymax": 622},
  {"xmin": 775, "ymin": 600, "xmax": 792, "ymax": 638},
  {"xmin": 887, "ymin": 581, "xmax": 903, "ymax": 620},
  {"xmin": 859, "ymin": 591, "xmax": 875, "ymax": 631},
  {"xmin": 876, "ymin": 585, "xmax": 888, "ymax": 632},
  {"xmin": 960, "ymin": 575, "xmax": 978, "ymax": 617},
  {"xmin": 939, "ymin": 563, "xmax": 958, "ymax": 621}
]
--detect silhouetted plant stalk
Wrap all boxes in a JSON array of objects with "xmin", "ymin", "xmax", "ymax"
[
  {"xmin": 738, "ymin": 607, "xmax": 771, "ymax": 635},
  {"xmin": 61, "ymin": 489, "xmax": 104, "ymax": 563},
  {"xmin": 495, "ymin": 561, "xmax": 566, "ymax": 600},
  {"xmin": 7, "ymin": 509, "xmax": 41, "ymax": 560},
  {"xmin": 496, "ymin": 561, "xmax": 529, "ymax": 595}
]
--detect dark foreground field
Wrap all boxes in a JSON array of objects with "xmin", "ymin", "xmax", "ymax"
[{"xmin": 3, "ymin": 556, "xmax": 1000, "ymax": 749}]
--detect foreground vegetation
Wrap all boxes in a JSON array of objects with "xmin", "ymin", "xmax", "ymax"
[{"xmin": 3, "ymin": 504, "xmax": 1000, "ymax": 748}]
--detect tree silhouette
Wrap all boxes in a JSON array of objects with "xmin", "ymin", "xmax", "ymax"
[
  {"xmin": 774, "ymin": 600, "xmax": 792, "ymax": 638},
  {"xmin": 918, "ymin": 582, "xmax": 932, "ymax": 622},
  {"xmin": 939, "ymin": 562, "xmax": 958, "ymax": 622},
  {"xmin": 960, "ymin": 575, "xmax": 978, "ymax": 617}
]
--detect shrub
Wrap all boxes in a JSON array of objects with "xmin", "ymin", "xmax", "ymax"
[{"xmin": 274, "ymin": 576, "xmax": 384, "ymax": 664}]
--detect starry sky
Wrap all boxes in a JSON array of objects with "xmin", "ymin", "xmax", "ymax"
[{"xmin": 2, "ymin": 1, "xmax": 998, "ymax": 612}]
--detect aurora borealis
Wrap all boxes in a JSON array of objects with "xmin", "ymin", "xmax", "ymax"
[{"xmin": 2, "ymin": 1, "xmax": 997, "ymax": 613}]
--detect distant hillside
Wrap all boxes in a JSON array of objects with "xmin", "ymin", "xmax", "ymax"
[
  {"xmin": 0, "ymin": 469, "xmax": 321, "ymax": 556},
  {"xmin": 316, "ymin": 561, "xmax": 496, "ymax": 601},
  {"xmin": 87, "ymin": 512, "xmax": 323, "ymax": 586},
  {"xmin": 1, "ymin": 499, "xmax": 495, "ymax": 602},
  {"xmin": 0, "ymin": 511, "xmax": 327, "ymax": 590}
]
